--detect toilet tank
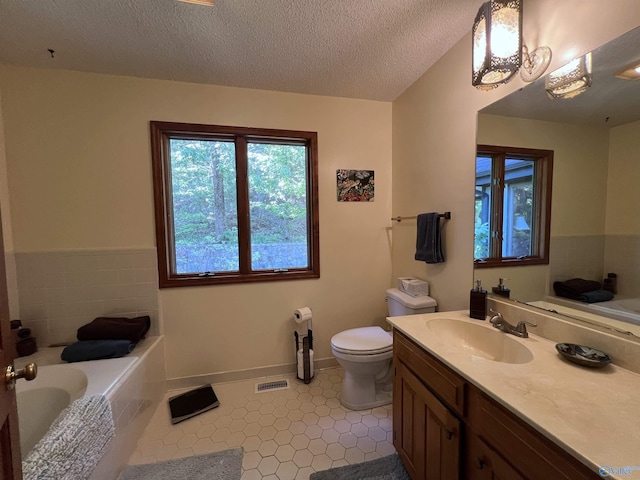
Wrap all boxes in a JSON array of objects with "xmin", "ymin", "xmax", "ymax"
[{"xmin": 386, "ymin": 288, "xmax": 437, "ymax": 316}]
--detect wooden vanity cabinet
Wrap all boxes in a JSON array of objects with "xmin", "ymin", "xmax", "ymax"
[
  {"xmin": 392, "ymin": 330, "xmax": 599, "ymax": 480},
  {"xmin": 466, "ymin": 385, "xmax": 597, "ymax": 480},
  {"xmin": 393, "ymin": 330, "xmax": 464, "ymax": 479},
  {"xmin": 464, "ymin": 433, "xmax": 525, "ymax": 480},
  {"xmin": 393, "ymin": 361, "xmax": 461, "ymax": 479}
]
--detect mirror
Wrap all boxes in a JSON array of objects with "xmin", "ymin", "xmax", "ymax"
[{"xmin": 474, "ymin": 25, "xmax": 640, "ymax": 337}]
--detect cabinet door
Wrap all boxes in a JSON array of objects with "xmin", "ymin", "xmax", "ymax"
[
  {"xmin": 394, "ymin": 362, "xmax": 461, "ymax": 480},
  {"xmin": 465, "ymin": 432, "xmax": 525, "ymax": 480},
  {"xmin": 468, "ymin": 386, "xmax": 599, "ymax": 479}
]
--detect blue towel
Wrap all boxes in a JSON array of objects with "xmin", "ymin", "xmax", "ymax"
[
  {"xmin": 61, "ymin": 340, "xmax": 134, "ymax": 363},
  {"xmin": 577, "ymin": 289, "xmax": 614, "ymax": 303},
  {"xmin": 415, "ymin": 213, "xmax": 445, "ymax": 263}
]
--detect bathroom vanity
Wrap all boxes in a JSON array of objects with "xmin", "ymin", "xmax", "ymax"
[{"xmin": 388, "ymin": 308, "xmax": 640, "ymax": 479}]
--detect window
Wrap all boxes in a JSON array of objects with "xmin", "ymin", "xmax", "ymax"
[
  {"xmin": 150, "ymin": 121, "xmax": 319, "ymax": 287},
  {"xmin": 474, "ymin": 145, "xmax": 553, "ymax": 268}
]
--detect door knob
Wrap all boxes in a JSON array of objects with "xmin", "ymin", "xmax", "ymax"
[{"xmin": 5, "ymin": 363, "xmax": 37, "ymax": 390}]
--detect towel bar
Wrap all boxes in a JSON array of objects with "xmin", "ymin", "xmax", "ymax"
[{"xmin": 391, "ymin": 212, "xmax": 451, "ymax": 222}]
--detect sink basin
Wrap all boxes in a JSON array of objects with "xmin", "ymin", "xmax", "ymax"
[{"xmin": 426, "ymin": 318, "xmax": 534, "ymax": 364}]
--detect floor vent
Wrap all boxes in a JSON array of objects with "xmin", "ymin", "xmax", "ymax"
[{"xmin": 255, "ymin": 379, "xmax": 290, "ymax": 393}]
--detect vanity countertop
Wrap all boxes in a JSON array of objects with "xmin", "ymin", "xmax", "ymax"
[{"xmin": 387, "ymin": 311, "xmax": 640, "ymax": 479}]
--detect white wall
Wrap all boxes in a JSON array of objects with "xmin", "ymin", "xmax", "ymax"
[
  {"xmin": 604, "ymin": 120, "xmax": 640, "ymax": 297},
  {"xmin": 0, "ymin": 67, "xmax": 393, "ymax": 380},
  {"xmin": 392, "ymin": 0, "xmax": 640, "ymax": 311},
  {"xmin": 606, "ymin": 120, "xmax": 640, "ymax": 235}
]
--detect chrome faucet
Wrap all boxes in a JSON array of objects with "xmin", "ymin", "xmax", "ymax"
[{"xmin": 488, "ymin": 309, "xmax": 537, "ymax": 338}]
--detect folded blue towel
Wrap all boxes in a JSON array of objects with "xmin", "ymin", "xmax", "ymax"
[
  {"xmin": 577, "ymin": 289, "xmax": 615, "ymax": 304},
  {"xmin": 61, "ymin": 340, "xmax": 134, "ymax": 363},
  {"xmin": 415, "ymin": 213, "xmax": 445, "ymax": 264}
]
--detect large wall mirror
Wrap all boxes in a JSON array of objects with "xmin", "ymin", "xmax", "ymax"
[{"xmin": 474, "ymin": 25, "xmax": 640, "ymax": 336}]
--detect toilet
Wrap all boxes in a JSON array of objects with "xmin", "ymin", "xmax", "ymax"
[{"xmin": 330, "ymin": 288, "xmax": 437, "ymax": 410}]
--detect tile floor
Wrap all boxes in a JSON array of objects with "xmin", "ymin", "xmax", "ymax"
[{"xmin": 128, "ymin": 367, "xmax": 396, "ymax": 480}]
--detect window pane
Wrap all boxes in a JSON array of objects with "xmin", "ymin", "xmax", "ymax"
[
  {"xmin": 475, "ymin": 156, "xmax": 492, "ymax": 259},
  {"xmin": 502, "ymin": 158, "xmax": 534, "ymax": 257},
  {"xmin": 248, "ymin": 142, "xmax": 309, "ymax": 270},
  {"xmin": 170, "ymin": 138, "xmax": 238, "ymax": 274}
]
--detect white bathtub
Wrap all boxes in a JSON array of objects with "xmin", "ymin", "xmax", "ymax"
[
  {"xmin": 538, "ymin": 296, "xmax": 640, "ymax": 326},
  {"xmin": 16, "ymin": 356, "xmax": 136, "ymax": 456},
  {"xmin": 14, "ymin": 336, "xmax": 166, "ymax": 479},
  {"xmin": 587, "ymin": 297, "xmax": 640, "ymax": 324}
]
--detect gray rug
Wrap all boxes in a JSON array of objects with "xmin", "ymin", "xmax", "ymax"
[
  {"xmin": 310, "ymin": 454, "xmax": 410, "ymax": 480},
  {"xmin": 120, "ymin": 448, "xmax": 243, "ymax": 480}
]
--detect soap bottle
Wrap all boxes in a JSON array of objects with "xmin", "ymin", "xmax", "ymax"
[
  {"xmin": 603, "ymin": 273, "xmax": 617, "ymax": 294},
  {"xmin": 470, "ymin": 280, "xmax": 487, "ymax": 320},
  {"xmin": 492, "ymin": 278, "xmax": 511, "ymax": 298}
]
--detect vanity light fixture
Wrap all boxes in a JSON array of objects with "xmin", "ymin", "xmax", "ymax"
[
  {"xmin": 472, "ymin": 0, "xmax": 551, "ymax": 90},
  {"xmin": 545, "ymin": 52, "xmax": 593, "ymax": 99},
  {"xmin": 614, "ymin": 61, "xmax": 640, "ymax": 80},
  {"xmin": 472, "ymin": 0, "xmax": 522, "ymax": 90}
]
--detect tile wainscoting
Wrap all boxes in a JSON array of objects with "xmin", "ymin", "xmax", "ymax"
[
  {"xmin": 550, "ymin": 235, "xmax": 640, "ymax": 297},
  {"xmin": 13, "ymin": 248, "xmax": 160, "ymax": 347}
]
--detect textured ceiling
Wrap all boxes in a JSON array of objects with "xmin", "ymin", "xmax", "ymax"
[{"xmin": 0, "ymin": 0, "xmax": 484, "ymax": 101}]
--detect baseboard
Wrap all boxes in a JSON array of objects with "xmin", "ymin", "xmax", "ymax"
[{"xmin": 166, "ymin": 356, "xmax": 339, "ymax": 391}]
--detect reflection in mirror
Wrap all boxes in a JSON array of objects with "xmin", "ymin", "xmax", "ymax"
[
  {"xmin": 474, "ymin": 145, "xmax": 553, "ymax": 268},
  {"xmin": 474, "ymin": 25, "xmax": 640, "ymax": 338}
]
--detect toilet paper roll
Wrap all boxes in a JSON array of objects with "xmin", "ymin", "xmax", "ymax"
[
  {"xmin": 297, "ymin": 348, "xmax": 314, "ymax": 379},
  {"xmin": 294, "ymin": 307, "xmax": 312, "ymax": 324}
]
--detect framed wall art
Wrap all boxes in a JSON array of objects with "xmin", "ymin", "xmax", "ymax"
[{"xmin": 336, "ymin": 169, "xmax": 375, "ymax": 202}]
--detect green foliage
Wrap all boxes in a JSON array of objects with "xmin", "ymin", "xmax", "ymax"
[
  {"xmin": 169, "ymin": 139, "xmax": 309, "ymax": 257},
  {"xmin": 474, "ymin": 221, "xmax": 490, "ymax": 259}
]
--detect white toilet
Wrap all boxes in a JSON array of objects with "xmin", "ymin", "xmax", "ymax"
[{"xmin": 330, "ymin": 288, "xmax": 437, "ymax": 410}]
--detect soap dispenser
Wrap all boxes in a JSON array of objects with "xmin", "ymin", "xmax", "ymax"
[
  {"xmin": 470, "ymin": 280, "xmax": 487, "ymax": 320},
  {"xmin": 492, "ymin": 278, "xmax": 511, "ymax": 299}
]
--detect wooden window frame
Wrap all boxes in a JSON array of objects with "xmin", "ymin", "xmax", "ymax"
[
  {"xmin": 475, "ymin": 144, "xmax": 553, "ymax": 269},
  {"xmin": 150, "ymin": 121, "xmax": 320, "ymax": 288}
]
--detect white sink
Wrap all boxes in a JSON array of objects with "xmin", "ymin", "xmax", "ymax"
[{"xmin": 426, "ymin": 318, "xmax": 534, "ymax": 364}]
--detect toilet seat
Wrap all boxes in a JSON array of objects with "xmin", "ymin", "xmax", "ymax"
[{"xmin": 331, "ymin": 326, "xmax": 392, "ymax": 355}]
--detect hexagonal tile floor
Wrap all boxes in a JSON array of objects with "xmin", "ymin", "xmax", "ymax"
[{"xmin": 128, "ymin": 368, "xmax": 395, "ymax": 480}]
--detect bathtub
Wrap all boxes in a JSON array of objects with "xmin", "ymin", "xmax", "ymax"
[
  {"xmin": 16, "ymin": 356, "xmax": 136, "ymax": 456},
  {"xmin": 14, "ymin": 336, "xmax": 166, "ymax": 479},
  {"xmin": 587, "ymin": 297, "xmax": 640, "ymax": 324},
  {"xmin": 538, "ymin": 296, "xmax": 640, "ymax": 326}
]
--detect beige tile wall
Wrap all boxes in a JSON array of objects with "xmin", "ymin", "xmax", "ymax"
[
  {"xmin": 604, "ymin": 235, "xmax": 640, "ymax": 298},
  {"xmin": 549, "ymin": 235, "xmax": 605, "ymax": 293},
  {"xmin": 14, "ymin": 248, "xmax": 160, "ymax": 346},
  {"xmin": 549, "ymin": 235, "xmax": 640, "ymax": 298}
]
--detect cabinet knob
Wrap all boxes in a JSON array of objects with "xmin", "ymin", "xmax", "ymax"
[
  {"xmin": 445, "ymin": 429, "xmax": 453, "ymax": 440},
  {"xmin": 475, "ymin": 457, "xmax": 485, "ymax": 470}
]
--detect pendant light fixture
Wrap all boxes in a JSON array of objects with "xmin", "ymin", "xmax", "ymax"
[
  {"xmin": 472, "ymin": 0, "xmax": 551, "ymax": 90},
  {"xmin": 545, "ymin": 52, "xmax": 593, "ymax": 99},
  {"xmin": 472, "ymin": 0, "xmax": 523, "ymax": 90}
]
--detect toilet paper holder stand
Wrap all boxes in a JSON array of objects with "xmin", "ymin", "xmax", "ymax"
[{"xmin": 294, "ymin": 326, "xmax": 314, "ymax": 384}]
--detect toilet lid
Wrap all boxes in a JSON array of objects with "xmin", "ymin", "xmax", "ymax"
[{"xmin": 331, "ymin": 326, "xmax": 392, "ymax": 355}]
